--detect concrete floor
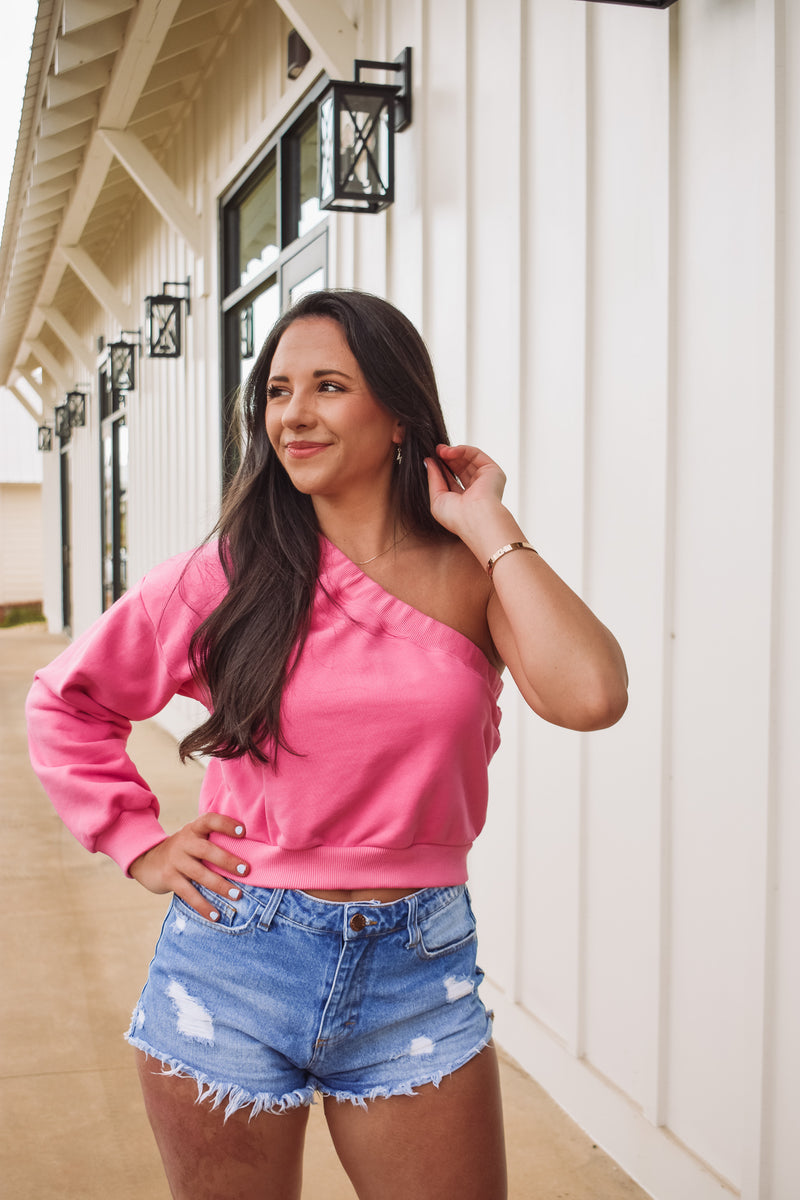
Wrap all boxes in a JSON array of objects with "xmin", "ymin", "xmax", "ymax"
[{"xmin": 1, "ymin": 624, "xmax": 651, "ymax": 1199}]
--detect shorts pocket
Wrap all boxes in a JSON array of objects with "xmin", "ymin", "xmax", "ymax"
[
  {"xmin": 172, "ymin": 883, "xmax": 260, "ymax": 935},
  {"xmin": 415, "ymin": 889, "xmax": 477, "ymax": 960}
]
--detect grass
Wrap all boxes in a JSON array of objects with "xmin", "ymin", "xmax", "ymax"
[{"xmin": 0, "ymin": 603, "xmax": 46, "ymax": 629}]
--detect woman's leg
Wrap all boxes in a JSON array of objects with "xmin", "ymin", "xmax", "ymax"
[
  {"xmin": 135, "ymin": 1051, "xmax": 310, "ymax": 1200},
  {"xmin": 323, "ymin": 1043, "xmax": 507, "ymax": 1200}
]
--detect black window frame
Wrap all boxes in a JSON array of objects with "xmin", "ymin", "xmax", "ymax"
[{"xmin": 219, "ymin": 79, "xmax": 329, "ymax": 486}]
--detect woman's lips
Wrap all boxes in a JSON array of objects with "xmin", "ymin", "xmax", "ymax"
[{"xmin": 285, "ymin": 442, "xmax": 330, "ymax": 459}]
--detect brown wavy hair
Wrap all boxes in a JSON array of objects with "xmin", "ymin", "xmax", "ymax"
[{"xmin": 179, "ymin": 289, "xmax": 453, "ymax": 764}]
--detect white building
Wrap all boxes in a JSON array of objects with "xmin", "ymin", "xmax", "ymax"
[
  {"xmin": 0, "ymin": 385, "xmax": 42, "ymax": 617},
  {"xmin": 1, "ymin": 3, "xmax": 797, "ymax": 1198}
]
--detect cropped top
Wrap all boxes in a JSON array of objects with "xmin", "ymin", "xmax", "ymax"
[{"xmin": 26, "ymin": 538, "xmax": 503, "ymax": 889}]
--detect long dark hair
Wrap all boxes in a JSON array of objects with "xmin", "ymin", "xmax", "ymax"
[{"xmin": 179, "ymin": 290, "xmax": 453, "ymax": 763}]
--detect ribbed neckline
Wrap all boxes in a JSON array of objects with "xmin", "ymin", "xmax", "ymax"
[{"xmin": 319, "ymin": 536, "xmax": 503, "ymax": 691}]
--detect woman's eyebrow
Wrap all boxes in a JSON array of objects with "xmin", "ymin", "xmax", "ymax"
[{"xmin": 268, "ymin": 369, "xmax": 352, "ymax": 381}]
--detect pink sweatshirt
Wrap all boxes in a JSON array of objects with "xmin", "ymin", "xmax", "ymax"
[{"xmin": 26, "ymin": 539, "xmax": 503, "ymax": 889}]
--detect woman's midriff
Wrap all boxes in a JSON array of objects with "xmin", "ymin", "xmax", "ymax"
[{"xmin": 299, "ymin": 887, "xmax": 422, "ymax": 904}]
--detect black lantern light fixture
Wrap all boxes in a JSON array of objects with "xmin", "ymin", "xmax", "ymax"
[
  {"xmin": 66, "ymin": 387, "xmax": 88, "ymax": 428},
  {"xmin": 579, "ymin": 0, "xmax": 677, "ymax": 7},
  {"xmin": 38, "ymin": 424, "xmax": 53, "ymax": 452},
  {"xmin": 318, "ymin": 48, "xmax": 412, "ymax": 214},
  {"xmin": 54, "ymin": 403, "xmax": 71, "ymax": 443},
  {"xmin": 145, "ymin": 278, "xmax": 191, "ymax": 358},
  {"xmin": 107, "ymin": 331, "xmax": 142, "ymax": 391}
]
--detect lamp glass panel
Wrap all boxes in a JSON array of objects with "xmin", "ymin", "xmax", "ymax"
[
  {"xmin": 110, "ymin": 344, "xmax": 134, "ymax": 391},
  {"xmin": 320, "ymin": 95, "xmax": 335, "ymax": 206},
  {"xmin": 239, "ymin": 155, "xmax": 278, "ymax": 286},
  {"xmin": 38, "ymin": 426, "xmax": 52, "ymax": 451},
  {"xmin": 338, "ymin": 92, "xmax": 391, "ymax": 199},
  {"xmin": 55, "ymin": 404, "xmax": 71, "ymax": 441},
  {"xmin": 149, "ymin": 298, "xmax": 181, "ymax": 356},
  {"xmin": 67, "ymin": 392, "xmax": 86, "ymax": 426}
]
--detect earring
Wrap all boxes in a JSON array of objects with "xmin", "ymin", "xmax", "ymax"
[{"xmin": 395, "ymin": 444, "xmax": 403, "ymax": 465}]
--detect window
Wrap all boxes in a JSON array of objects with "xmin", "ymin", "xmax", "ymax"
[
  {"xmin": 220, "ymin": 84, "xmax": 328, "ymax": 483},
  {"xmin": 99, "ymin": 367, "xmax": 128, "ymax": 610}
]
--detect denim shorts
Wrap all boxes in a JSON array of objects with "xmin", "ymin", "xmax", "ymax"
[{"xmin": 125, "ymin": 883, "xmax": 493, "ymax": 1119}]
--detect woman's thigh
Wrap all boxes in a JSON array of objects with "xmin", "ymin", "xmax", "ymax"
[
  {"xmin": 323, "ymin": 1043, "xmax": 507, "ymax": 1200},
  {"xmin": 135, "ymin": 1051, "xmax": 310, "ymax": 1200}
]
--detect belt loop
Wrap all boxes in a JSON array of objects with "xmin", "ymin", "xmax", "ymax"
[
  {"xmin": 257, "ymin": 888, "xmax": 284, "ymax": 931},
  {"xmin": 405, "ymin": 892, "xmax": 419, "ymax": 949}
]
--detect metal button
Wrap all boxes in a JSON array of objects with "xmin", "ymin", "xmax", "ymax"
[{"xmin": 349, "ymin": 913, "xmax": 367, "ymax": 932}]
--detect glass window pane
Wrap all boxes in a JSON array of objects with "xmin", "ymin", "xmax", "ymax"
[
  {"xmin": 117, "ymin": 418, "xmax": 128, "ymax": 594},
  {"xmin": 290, "ymin": 267, "xmax": 325, "ymax": 306},
  {"xmin": 298, "ymin": 118, "xmax": 322, "ymax": 238},
  {"xmin": 239, "ymin": 281, "xmax": 280, "ymax": 386},
  {"xmin": 239, "ymin": 157, "xmax": 279, "ymax": 286}
]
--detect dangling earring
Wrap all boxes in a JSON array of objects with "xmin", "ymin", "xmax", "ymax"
[{"xmin": 395, "ymin": 444, "xmax": 403, "ymax": 465}]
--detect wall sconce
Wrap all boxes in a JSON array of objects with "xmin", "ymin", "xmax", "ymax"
[
  {"xmin": 240, "ymin": 305, "xmax": 254, "ymax": 359},
  {"xmin": 55, "ymin": 403, "xmax": 71, "ymax": 443},
  {"xmin": 107, "ymin": 331, "xmax": 141, "ymax": 391},
  {"xmin": 287, "ymin": 30, "xmax": 310, "ymax": 79},
  {"xmin": 145, "ymin": 278, "xmax": 191, "ymax": 358},
  {"xmin": 66, "ymin": 388, "xmax": 88, "ymax": 427},
  {"xmin": 318, "ymin": 48, "xmax": 412, "ymax": 213},
  {"xmin": 38, "ymin": 425, "xmax": 53, "ymax": 452},
  {"xmin": 578, "ymin": 0, "xmax": 677, "ymax": 7}
]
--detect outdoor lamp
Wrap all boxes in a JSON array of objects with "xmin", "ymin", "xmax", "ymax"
[
  {"xmin": 107, "ymin": 331, "xmax": 141, "ymax": 391},
  {"xmin": 37, "ymin": 425, "xmax": 53, "ymax": 452},
  {"xmin": 66, "ymin": 389, "xmax": 87, "ymax": 427},
  {"xmin": 145, "ymin": 278, "xmax": 190, "ymax": 358},
  {"xmin": 54, "ymin": 403, "xmax": 71, "ymax": 442},
  {"xmin": 579, "ymin": 0, "xmax": 677, "ymax": 7},
  {"xmin": 318, "ymin": 48, "xmax": 412, "ymax": 213}
]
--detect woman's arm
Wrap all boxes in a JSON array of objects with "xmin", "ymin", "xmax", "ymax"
[{"xmin": 426, "ymin": 444, "xmax": 628, "ymax": 731}]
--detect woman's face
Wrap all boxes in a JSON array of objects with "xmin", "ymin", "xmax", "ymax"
[{"xmin": 265, "ymin": 316, "xmax": 403, "ymax": 505}]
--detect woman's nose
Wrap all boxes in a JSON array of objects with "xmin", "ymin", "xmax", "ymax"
[{"xmin": 282, "ymin": 388, "xmax": 313, "ymax": 428}]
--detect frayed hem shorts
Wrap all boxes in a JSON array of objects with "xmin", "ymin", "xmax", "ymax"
[{"xmin": 125, "ymin": 883, "xmax": 493, "ymax": 1120}]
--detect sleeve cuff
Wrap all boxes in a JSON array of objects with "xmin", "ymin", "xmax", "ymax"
[{"xmin": 94, "ymin": 808, "xmax": 169, "ymax": 877}]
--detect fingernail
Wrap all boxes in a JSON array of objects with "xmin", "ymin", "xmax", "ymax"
[
  {"xmin": 236, "ymin": 863, "xmax": 247, "ymax": 875},
  {"xmin": 228, "ymin": 888, "xmax": 240, "ymax": 899},
  {"xmin": 209, "ymin": 910, "xmax": 220, "ymax": 922},
  {"xmin": 234, "ymin": 825, "xmax": 244, "ymax": 836}
]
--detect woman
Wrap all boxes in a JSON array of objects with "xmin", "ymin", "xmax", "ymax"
[{"xmin": 27, "ymin": 290, "xmax": 627, "ymax": 1199}]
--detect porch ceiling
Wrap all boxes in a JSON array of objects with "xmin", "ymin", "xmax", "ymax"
[{"xmin": 0, "ymin": 0, "xmax": 248, "ymax": 395}]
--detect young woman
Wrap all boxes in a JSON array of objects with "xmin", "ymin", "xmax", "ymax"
[{"xmin": 27, "ymin": 290, "xmax": 628, "ymax": 1200}]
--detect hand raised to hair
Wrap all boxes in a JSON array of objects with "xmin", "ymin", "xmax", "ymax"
[
  {"xmin": 424, "ymin": 444, "xmax": 508, "ymax": 547},
  {"xmin": 129, "ymin": 812, "xmax": 249, "ymax": 923}
]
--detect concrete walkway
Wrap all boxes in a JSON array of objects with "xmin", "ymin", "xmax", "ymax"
[{"xmin": 1, "ymin": 624, "xmax": 651, "ymax": 1199}]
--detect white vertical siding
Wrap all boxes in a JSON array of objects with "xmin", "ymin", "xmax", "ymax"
[{"xmin": 27, "ymin": 0, "xmax": 800, "ymax": 1196}]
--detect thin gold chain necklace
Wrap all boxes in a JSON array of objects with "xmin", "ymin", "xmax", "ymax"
[{"xmin": 354, "ymin": 530, "xmax": 411, "ymax": 566}]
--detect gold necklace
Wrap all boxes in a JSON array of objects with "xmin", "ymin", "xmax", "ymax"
[{"xmin": 355, "ymin": 530, "xmax": 411, "ymax": 566}]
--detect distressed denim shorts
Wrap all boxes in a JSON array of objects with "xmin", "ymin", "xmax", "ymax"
[{"xmin": 125, "ymin": 883, "xmax": 493, "ymax": 1119}]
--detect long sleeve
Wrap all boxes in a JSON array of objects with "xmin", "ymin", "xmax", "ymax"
[{"xmin": 26, "ymin": 547, "xmax": 224, "ymax": 875}]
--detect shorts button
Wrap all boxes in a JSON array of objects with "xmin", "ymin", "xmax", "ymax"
[{"xmin": 349, "ymin": 913, "xmax": 367, "ymax": 932}]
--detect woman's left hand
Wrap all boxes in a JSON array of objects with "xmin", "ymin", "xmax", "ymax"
[{"xmin": 424, "ymin": 444, "xmax": 508, "ymax": 548}]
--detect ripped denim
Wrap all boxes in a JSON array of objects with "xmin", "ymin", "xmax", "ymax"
[{"xmin": 126, "ymin": 883, "xmax": 493, "ymax": 1120}]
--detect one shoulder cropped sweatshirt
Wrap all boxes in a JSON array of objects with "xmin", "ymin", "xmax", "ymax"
[{"xmin": 26, "ymin": 538, "xmax": 503, "ymax": 889}]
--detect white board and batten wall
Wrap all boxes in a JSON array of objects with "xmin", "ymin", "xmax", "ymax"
[{"xmin": 34, "ymin": 2, "xmax": 799, "ymax": 1198}]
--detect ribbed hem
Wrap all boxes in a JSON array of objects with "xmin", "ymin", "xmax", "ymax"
[{"xmin": 206, "ymin": 836, "xmax": 470, "ymax": 889}]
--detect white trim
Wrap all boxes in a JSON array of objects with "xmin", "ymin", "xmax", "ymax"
[{"xmin": 485, "ymin": 981, "xmax": 738, "ymax": 1200}]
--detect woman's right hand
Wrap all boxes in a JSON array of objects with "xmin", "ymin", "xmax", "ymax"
[{"xmin": 129, "ymin": 813, "xmax": 249, "ymax": 922}]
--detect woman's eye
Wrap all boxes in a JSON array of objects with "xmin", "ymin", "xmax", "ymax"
[
  {"xmin": 266, "ymin": 385, "xmax": 288, "ymax": 401},
  {"xmin": 319, "ymin": 380, "xmax": 343, "ymax": 393}
]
